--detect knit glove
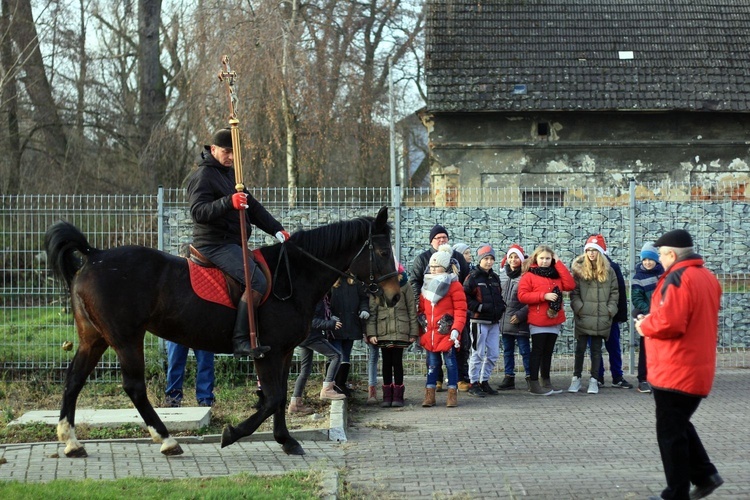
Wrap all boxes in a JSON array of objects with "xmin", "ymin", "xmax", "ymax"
[
  {"xmin": 450, "ymin": 329, "xmax": 460, "ymax": 349},
  {"xmin": 359, "ymin": 310, "xmax": 370, "ymax": 320}
]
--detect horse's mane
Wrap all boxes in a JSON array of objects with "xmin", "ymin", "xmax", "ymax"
[{"xmin": 289, "ymin": 216, "xmax": 390, "ymax": 256}]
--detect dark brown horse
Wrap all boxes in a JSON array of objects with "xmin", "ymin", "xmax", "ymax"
[{"xmin": 44, "ymin": 207, "xmax": 400, "ymax": 457}]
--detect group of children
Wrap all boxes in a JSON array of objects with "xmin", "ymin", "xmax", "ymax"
[
  {"xmin": 288, "ymin": 234, "xmax": 664, "ymax": 414},
  {"xmin": 415, "ymin": 236, "xmax": 664, "ymax": 405}
]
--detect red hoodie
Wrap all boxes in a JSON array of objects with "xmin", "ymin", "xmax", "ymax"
[{"xmin": 517, "ymin": 259, "xmax": 575, "ymax": 327}]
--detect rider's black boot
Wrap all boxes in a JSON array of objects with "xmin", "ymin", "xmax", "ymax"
[{"xmin": 232, "ymin": 298, "xmax": 252, "ymax": 358}]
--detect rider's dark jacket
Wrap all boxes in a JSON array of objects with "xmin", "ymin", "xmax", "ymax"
[{"xmin": 186, "ymin": 147, "xmax": 282, "ymax": 248}]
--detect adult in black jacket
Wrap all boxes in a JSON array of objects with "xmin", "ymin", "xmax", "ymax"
[
  {"xmin": 409, "ymin": 225, "xmax": 470, "ymax": 300},
  {"xmin": 186, "ymin": 128, "xmax": 290, "ymax": 357}
]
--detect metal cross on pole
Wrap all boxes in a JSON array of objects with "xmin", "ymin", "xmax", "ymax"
[{"xmin": 217, "ymin": 55, "xmax": 266, "ymax": 358}]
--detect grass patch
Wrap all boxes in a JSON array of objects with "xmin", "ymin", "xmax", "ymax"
[
  {"xmin": 0, "ymin": 471, "xmax": 320, "ymax": 499},
  {"xmin": 0, "ymin": 307, "xmax": 164, "ymax": 380},
  {"xmin": 0, "ymin": 373, "xmax": 338, "ymax": 444}
]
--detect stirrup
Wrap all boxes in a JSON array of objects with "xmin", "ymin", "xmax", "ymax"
[
  {"xmin": 233, "ymin": 344, "xmax": 271, "ymax": 359},
  {"xmin": 250, "ymin": 345, "xmax": 271, "ymax": 358}
]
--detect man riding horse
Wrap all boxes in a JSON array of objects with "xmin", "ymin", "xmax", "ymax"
[{"xmin": 186, "ymin": 128, "xmax": 290, "ymax": 357}]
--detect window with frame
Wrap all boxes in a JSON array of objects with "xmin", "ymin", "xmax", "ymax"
[{"xmin": 522, "ymin": 189, "xmax": 564, "ymax": 207}]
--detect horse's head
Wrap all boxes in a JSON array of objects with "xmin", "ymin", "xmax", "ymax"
[{"xmin": 348, "ymin": 207, "xmax": 401, "ymax": 307}]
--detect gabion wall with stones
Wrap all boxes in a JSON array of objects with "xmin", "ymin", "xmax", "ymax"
[
  {"xmin": 2, "ymin": 187, "xmax": 747, "ymax": 382},
  {"xmin": 160, "ymin": 195, "xmax": 750, "ymax": 367}
]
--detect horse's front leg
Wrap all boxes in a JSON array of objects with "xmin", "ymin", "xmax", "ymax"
[
  {"xmin": 58, "ymin": 338, "xmax": 109, "ymax": 458},
  {"xmin": 272, "ymin": 368, "xmax": 304, "ymax": 455},
  {"xmin": 118, "ymin": 346, "xmax": 183, "ymax": 456},
  {"xmin": 221, "ymin": 353, "xmax": 302, "ymax": 453}
]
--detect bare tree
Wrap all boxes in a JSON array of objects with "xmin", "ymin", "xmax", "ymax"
[
  {"xmin": 9, "ymin": 0, "xmax": 68, "ymax": 162},
  {"xmin": 280, "ymin": 0, "xmax": 300, "ymax": 206},
  {"xmin": 0, "ymin": 0, "xmax": 21, "ymax": 193},
  {"xmin": 1, "ymin": 0, "xmax": 425, "ymax": 193}
]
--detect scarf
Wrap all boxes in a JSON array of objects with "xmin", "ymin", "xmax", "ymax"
[
  {"xmin": 528, "ymin": 262, "xmax": 560, "ymax": 279},
  {"xmin": 421, "ymin": 272, "xmax": 457, "ymax": 305},
  {"xmin": 504, "ymin": 264, "xmax": 522, "ymax": 280},
  {"xmin": 528, "ymin": 263, "xmax": 562, "ymax": 315}
]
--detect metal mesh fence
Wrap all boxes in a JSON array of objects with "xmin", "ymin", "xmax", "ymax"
[{"xmin": 2, "ymin": 182, "xmax": 748, "ymax": 383}]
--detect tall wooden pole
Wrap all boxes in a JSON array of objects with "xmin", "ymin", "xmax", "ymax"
[{"xmin": 218, "ymin": 55, "xmax": 263, "ymax": 357}]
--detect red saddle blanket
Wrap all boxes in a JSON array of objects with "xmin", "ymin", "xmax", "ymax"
[
  {"xmin": 188, "ymin": 259, "xmax": 235, "ymax": 309},
  {"xmin": 186, "ymin": 249, "xmax": 271, "ymax": 309}
]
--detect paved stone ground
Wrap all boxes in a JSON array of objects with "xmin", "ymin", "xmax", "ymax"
[
  {"xmin": 343, "ymin": 370, "xmax": 749, "ymax": 499},
  {"xmin": 1, "ymin": 369, "xmax": 748, "ymax": 499}
]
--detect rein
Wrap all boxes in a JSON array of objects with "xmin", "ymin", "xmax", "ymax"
[{"xmin": 272, "ymin": 227, "xmax": 397, "ymax": 300}]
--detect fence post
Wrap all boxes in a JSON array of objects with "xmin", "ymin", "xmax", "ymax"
[
  {"xmin": 628, "ymin": 178, "xmax": 636, "ymax": 375},
  {"xmin": 157, "ymin": 186, "xmax": 166, "ymax": 368},
  {"xmin": 394, "ymin": 184, "xmax": 402, "ymax": 263}
]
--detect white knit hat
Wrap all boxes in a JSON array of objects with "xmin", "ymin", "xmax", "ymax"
[{"xmin": 429, "ymin": 244, "xmax": 452, "ymax": 270}]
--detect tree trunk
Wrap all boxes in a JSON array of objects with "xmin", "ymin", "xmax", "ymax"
[
  {"xmin": 281, "ymin": 0, "xmax": 299, "ymax": 207},
  {"xmin": 1, "ymin": 0, "xmax": 21, "ymax": 193},
  {"xmin": 75, "ymin": 0, "xmax": 87, "ymax": 138},
  {"xmin": 9, "ymin": 0, "xmax": 68, "ymax": 163},
  {"xmin": 138, "ymin": 0, "xmax": 165, "ymax": 187}
]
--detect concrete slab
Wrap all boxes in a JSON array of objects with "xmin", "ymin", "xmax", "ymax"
[
  {"xmin": 9, "ymin": 407, "xmax": 211, "ymax": 432},
  {"xmin": 328, "ymin": 400, "xmax": 347, "ymax": 442}
]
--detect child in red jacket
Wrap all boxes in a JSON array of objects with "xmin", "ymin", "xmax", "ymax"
[
  {"xmin": 517, "ymin": 245, "xmax": 575, "ymax": 396},
  {"xmin": 418, "ymin": 245, "xmax": 467, "ymax": 408}
]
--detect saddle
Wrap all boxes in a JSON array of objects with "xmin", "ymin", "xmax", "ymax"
[{"xmin": 187, "ymin": 245, "xmax": 272, "ymax": 308}]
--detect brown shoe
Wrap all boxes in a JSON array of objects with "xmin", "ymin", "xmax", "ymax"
[
  {"xmin": 435, "ymin": 381, "xmax": 444, "ymax": 392},
  {"xmin": 287, "ymin": 397, "xmax": 314, "ymax": 416},
  {"xmin": 366, "ymin": 385, "xmax": 378, "ymax": 405},
  {"xmin": 422, "ymin": 387, "xmax": 436, "ymax": 407},
  {"xmin": 446, "ymin": 388, "xmax": 458, "ymax": 407},
  {"xmin": 457, "ymin": 381, "xmax": 471, "ymax": 392},
  {"xmin": 320, "ymin": 381, "xmax": 346, "ymax": 401}
]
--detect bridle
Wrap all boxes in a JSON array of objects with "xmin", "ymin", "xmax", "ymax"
[{"xmin": 273, "ymin": 225, "xmax": 398, "ymax": 300}]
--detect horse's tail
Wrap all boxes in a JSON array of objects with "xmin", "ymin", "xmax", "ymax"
[{"xmin": 44, "ymin": 220, "xmax": 98, "ymax": 290}]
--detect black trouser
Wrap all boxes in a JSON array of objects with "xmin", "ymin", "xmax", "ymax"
[
  {"xmin": 573, "ymin": 334, "xmax": 603, "ymax": 378},
  {"xmin": 455, "ymin": 324, "xmax": 471, "ymax": 382},
  {"xmin": 431, "ymin": 329, "xmax": 470, "ymax": 383},
  {"xmin": 637, "ymin": 336, "xmax": 648, "ymax": 383},
  {"xmin": 529, "ymin": 333, "xmax": 557, "ymax": 382},
  {"xmin": 381, "ymin": 347, "xmax": 404, "ymax": 386},
  {"xmin": 652, "ymin": 388, "xmax": 718, "ymax": 499}
]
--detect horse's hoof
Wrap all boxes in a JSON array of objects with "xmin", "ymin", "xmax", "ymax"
[
  {"xmin": 283, "ymin": 441, "xmax": 305, "ymax": 456},
  {"xmin": 65, "ymin": 447, "xmax": 88, "ymax": 458},
  {"xmin": 161, "ymin": 444, "xmax": 184, "ymax": 456},
  {"xmin": 221, "ymin": 425, "xmax": 237, "ymax": 448}
]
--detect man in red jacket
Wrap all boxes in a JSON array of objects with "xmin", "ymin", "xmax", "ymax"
[{"xmin": 635, "ymin": 229, "xmax": 723, "ymax": 500}]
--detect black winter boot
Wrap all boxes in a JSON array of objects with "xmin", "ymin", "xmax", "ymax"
[
  {"xmin": 497, "ymin": 375, "xmax": 515, "ymax": 390},
  {"xmin": 232, "ymin": 299, "xmax": 252, "ymax": 358},
  {"xmin": 335, "ymin": 362, "xmax": 352, "ymax": 398},
  {"xmin": 233, "ymin": 294, "xmax": 270, "ymax": 358},
  {"xmin": 480, "ymin": 381, "xmax": 499, "ymax": 395}
]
